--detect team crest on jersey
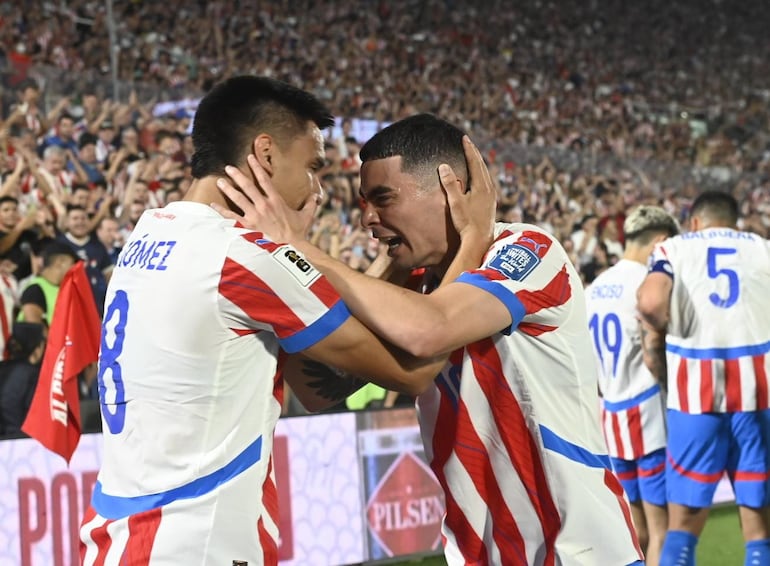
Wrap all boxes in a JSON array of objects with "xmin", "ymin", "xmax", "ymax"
[
  {"xmin": 272, "ymin": 245, "xmax": 321, "ymax": 287},
  {"xmin": 489, "ymin": 243, "xmax": 540, "ymax": 281}
]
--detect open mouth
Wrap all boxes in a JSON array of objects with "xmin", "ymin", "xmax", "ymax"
[{"xmin": 378, "ymin": 236, "xmax": 403, "ymax": 254}]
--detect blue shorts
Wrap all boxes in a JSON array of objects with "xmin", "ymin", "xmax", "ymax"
[
  {"xmin": 611, "ymin": 449, "xmax": 666, "ymax": 506},
  {"xmin": 666, "ymin": 409, "xmax": 770, "ymax": 508}
]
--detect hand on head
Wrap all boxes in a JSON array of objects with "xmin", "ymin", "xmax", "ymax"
[
  {"xmin": 212, "ymin": 154, "xmax": 320, "ymax": 244},
  {"xmin": 439, "ymin": 136, "xmax": 497, "ymax": 245}
]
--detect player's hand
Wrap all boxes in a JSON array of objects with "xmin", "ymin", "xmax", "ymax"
[
  {"xmin": 213, "ymin": 154, "xmax": 320, "ymax": 243},
  {"xmin": 440, "ymin": 136, "xmax": 496, "ymax": 245}
]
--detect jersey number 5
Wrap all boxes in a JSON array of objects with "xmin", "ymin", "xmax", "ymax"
[
  {"xmin": 707, "ymin": 247, "xmax": 739, "ymax": 308},
  {"xmin": 97, "ymin": 290, "xmax": 129, "ymax": 434}
]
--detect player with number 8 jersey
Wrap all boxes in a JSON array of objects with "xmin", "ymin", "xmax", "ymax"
[{"xmin": 79, "ymin": 76, "xmax": 457, "ymax": 566}]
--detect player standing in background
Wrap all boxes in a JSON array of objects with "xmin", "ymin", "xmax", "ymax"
[
  {"xmin": 216, "ymin": 114, "xmax": 644, "ymax": 565},
  {"xmin": 637, "ymin": 191, "xmax": 770, "ymax": 566},
  {"xmin": 585, "ymin": 205, "xmax": 679, "ymax": 566},
  {"xmin": 79, "ymin": 77, "xmax": 489, "ymax": 565}
]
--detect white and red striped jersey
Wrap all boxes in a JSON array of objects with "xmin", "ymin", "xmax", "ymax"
[
  {"xmin": 585, "ymin": 259, "xmax": 667, "ymax": 459},
  {"xmin": 649, "ymin": 228, "xmax": 770, "ymax": 413},
  {"xmin": 80, "ymin": 201, "xmax": 350, "ymax": 565},
  {"xmin": 417, "ymin": 223, "xmax": 642, "ymax": 566}
]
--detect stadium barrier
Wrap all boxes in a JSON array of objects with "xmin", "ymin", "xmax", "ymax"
[{"xmin": 0, "ymin": 406, "xmax": 736, "ymax": 566}]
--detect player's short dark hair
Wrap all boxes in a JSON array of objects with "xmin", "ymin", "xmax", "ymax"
[
  {"xmin": 0, "ymin": 195, "xmax": 19, "ymax": 207},
  {"xmin": 66, "ymin": 204, "xmax": 88, "ymax": 215},
  {"xmin": 41, "ymin": 241, "xmax": 78, "ymax": 267},
  {"xmin": 359, "ymin": 113, "xmax": 468, "ymax": 185},
  {"xmin": 689, "ymin": 191, "xmax": 739, "ymax": 227},
  {"xmin": 190, "ymin": 75, "xmax": 334, "ymax": 179},
  {"xmin": 6, "ymin": 322, "xmax": 45, "ymax": 361}
]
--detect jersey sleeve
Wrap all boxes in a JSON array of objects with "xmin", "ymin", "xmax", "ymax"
[
  {"xmin": 217, "ymin": 234, "xmax": 350, "ymax": 353},
  {"xmin": 648, "ymin": 240, "xmax": 674, "ymax": 279},
  {"xmin": 455, "ymin": 226, "xmax": 573, "ymax": 334}
]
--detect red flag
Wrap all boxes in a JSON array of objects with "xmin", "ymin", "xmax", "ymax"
[{"xmin": 22, "ymin": 261, "xmax": 102, "ymax": 463}]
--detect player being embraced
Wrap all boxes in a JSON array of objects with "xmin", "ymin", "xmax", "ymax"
[
  {"xmin": 215, "ymin": 114, "xmax": 644, "ymax": 566},
  {"xmin": 637, "ymin": 191, "xmax": 770, "ymax": 566},
  {"xmin": 80, "ymin": 77, "xmax": 492, "ymax": 566},
  {"xmin": 585, "ymin": 206, "xmax": 680, "ymax": 566}
]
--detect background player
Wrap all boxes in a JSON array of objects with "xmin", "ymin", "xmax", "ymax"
[
  {"xmin": 80, "ymin": 77, "xmax": 488, "ymax": 565},
  {"xmin": 216, "ymin": 114, "xmax": 644, "ymax": 565},
  {"xmin": 637, "ymin": 191, "xmax": 770, "ymax": 566},
  {"xmin": 585, "ymin": 205, "xmax": 680, "ymax": 566}
]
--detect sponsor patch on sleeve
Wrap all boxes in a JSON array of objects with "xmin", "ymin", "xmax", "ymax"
[
  {"xmin": 488, "ymin": 243, "xmax": 541, "ymax": 281},
  {"xmin": 272, "ymin": 245, "xmax": 322, "ymax": 287}
]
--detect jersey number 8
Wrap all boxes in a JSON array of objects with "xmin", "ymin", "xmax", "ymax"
[{"xmin": 97, "ymin": 290, "xmax": 129, "ymax": 434}]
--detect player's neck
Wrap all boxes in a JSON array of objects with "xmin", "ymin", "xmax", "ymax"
[
  {"xmin": 184, "ymin": 177, "xmax": 228, "ymax": 209},
  {"xmin": 622, "ymin": 243, "xmax": 651, "ymax": 265}
]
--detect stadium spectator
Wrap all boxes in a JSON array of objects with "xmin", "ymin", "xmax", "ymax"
[
  {"xmin": 57, "ymin": 205, "xmax": 113, "ymax": 315},
  {"xmin": 17, "ymin": 241, "xmax": 77, "ymax": 325},
  {"xmin": 0, "ymin": 321, "xmax": 46, "ymax": 435}
]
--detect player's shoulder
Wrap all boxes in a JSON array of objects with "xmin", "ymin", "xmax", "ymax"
[
  {"xmin": 492, "ymin": 222, "xmax": 560, "ymax": 253},
  {"xmin": 494, "ymin": 222, "xmax": 555, "ymax": 240}
]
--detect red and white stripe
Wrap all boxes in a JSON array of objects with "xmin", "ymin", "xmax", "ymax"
[
  {"xmin": 667, "ymin": 352, "xmax": 770, "ymax": 413},
  {"xmin": 418, "ymin": 223, "xmax": 643, "ymax": 565}
]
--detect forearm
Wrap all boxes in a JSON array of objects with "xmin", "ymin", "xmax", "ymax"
[
  {"xmin": 284, "ymin": 355, "xmax": 367, "ymax": 412},
  {"xmin": 294, "ymin": 230, "xmax": 488, "ymax": 357},
  {"xmin": 640, "ymin": 320, "xmax": 667, "ymax": 388},
  {"xmin": 297, "ymin": 239, "xmax": 445, "ymax": 354}
]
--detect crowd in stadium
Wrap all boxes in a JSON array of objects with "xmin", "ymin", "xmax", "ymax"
[{"xmin": 0, "ymin": 0, "xmax": 769, "ymax": 425}]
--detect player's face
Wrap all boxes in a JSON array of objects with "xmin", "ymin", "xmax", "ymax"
[
  {"xmin": 360, "ymin": 156, "xmax": 453, "ymax": 271},
  {"xmin": 0, "ymin": 201, "xmax": 19, "ymax": 230},
  {"xmin": 67, "ymin": 210, "xmax": 90, "ymax": 238},
  {"xmin": 269, "ymin": 123, "xmax": 325, "ymax": 211}
]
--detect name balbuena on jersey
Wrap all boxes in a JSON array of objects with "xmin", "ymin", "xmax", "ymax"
[
  {"xmin": 80, "ymin": 202, "xmax": 350, "ymax": 565},
  {"xmin": 586, "ymin": 260, "xmax": 667, "ymax": 459},
  {"xmin": 649, "ymin": 228, "xmax": 770, "ymax": 413},
  {"xmin": 417, "ymin": 223, "xmax": 642, "ymax": 566}
]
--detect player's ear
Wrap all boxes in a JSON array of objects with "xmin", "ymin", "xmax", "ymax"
[{"xmin": 252, "ymin": 135, "xmax": 274, "ymax": 176}]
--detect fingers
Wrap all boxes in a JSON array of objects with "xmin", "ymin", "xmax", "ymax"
[
  {"xmin": 462, "ymin": 136, "xmax": 493, "ymax": 195},
  {"xmin": 246, "ymin": 154, "xmax": 279, "ymax": 200},
  {"xmin": 223, "ymin": 162, "xmax": 264, "ymax": 203},
  {"xmin": 298, "ymin": 193, "xmax": 321, "ymax": 224},
  {"xmin": 438, "ymin": 163, "xmax": 462, "ymax": 198},
  {"xmin": 215, "ymin": 176, "xmax": 254, "ymax": 213},
  {"xmin": 210, "ymin": 202, "xmax": 242, "ymax": 221}
]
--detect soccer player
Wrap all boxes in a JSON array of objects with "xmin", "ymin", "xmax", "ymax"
[
  {"xmin": 216, "ymin": 114, "xmax": 644, "ymax": 565},
  {"xmin": 637, "ymin": 191, "xmax": 770, "ymax": 566},
  {"xmin": 585, "ymin": 205, "xmax": 680, "ymax": 566},
  {"xmin": 79, "ymin": 77, "xmax": 489, "ymax": 565}
]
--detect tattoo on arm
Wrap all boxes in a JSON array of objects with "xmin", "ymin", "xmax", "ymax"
[
  {"xmin": 301, "ymin": 359, "xmax": 367, "ymax": 402},
  {"xmin": 640, "ymin": 322, "xmax": 667, "ymax": 390}
]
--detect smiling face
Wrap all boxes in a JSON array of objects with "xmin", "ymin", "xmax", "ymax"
[
  {"xmin": 267, "ymin": 122, "xmax": 326, "ymax": 211},
  {"xmin": 359, "ymin": 156, "xmax": 457, "ymax": 271}
]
